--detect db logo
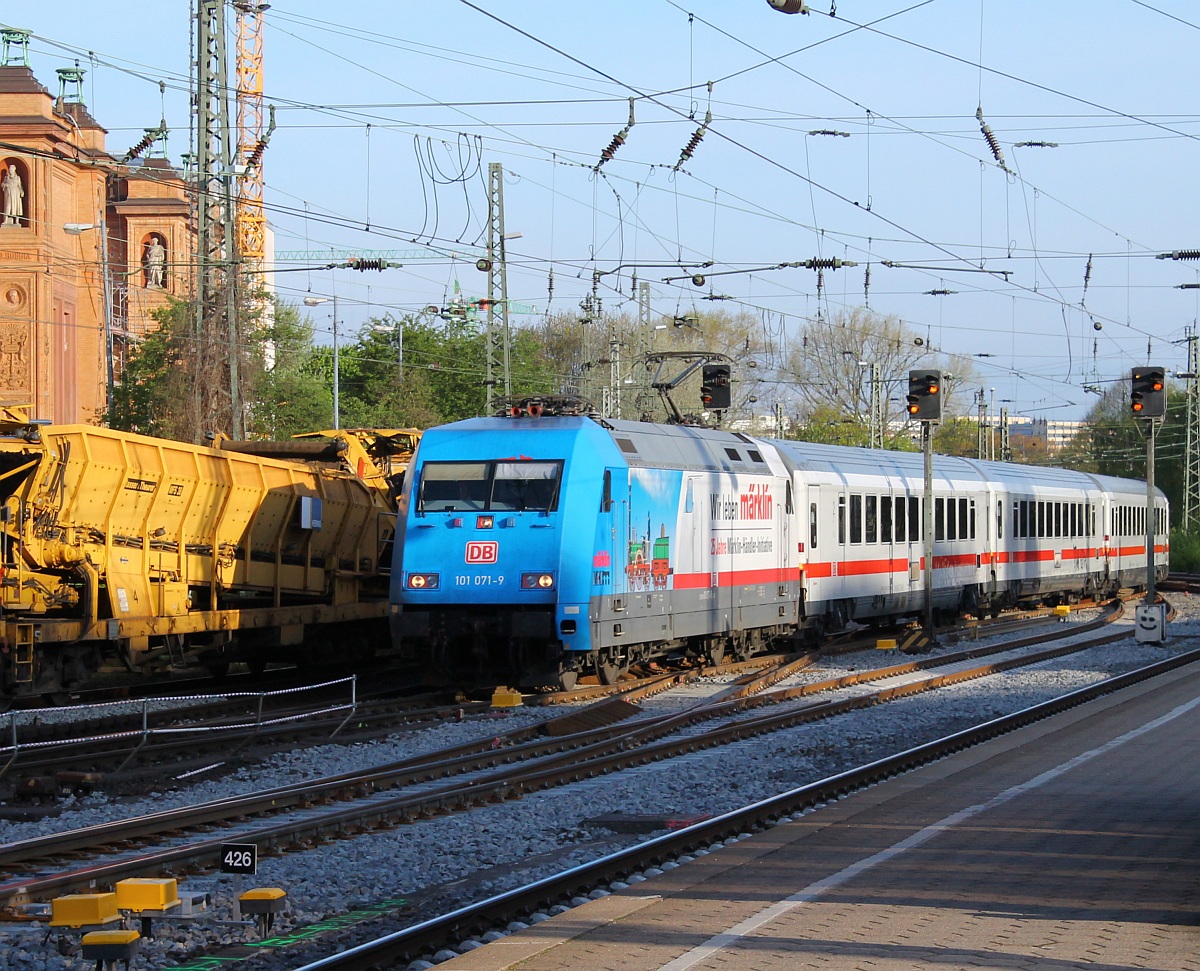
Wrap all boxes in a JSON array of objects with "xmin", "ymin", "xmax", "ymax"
[{"xmin": 466, "ymin": 541, "xmax": 499, "ymax": 564}]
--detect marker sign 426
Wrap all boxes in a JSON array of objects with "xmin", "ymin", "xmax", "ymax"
[{"xmin": 220, "ymin": 842, "xmax": 258, "ymax": 875}]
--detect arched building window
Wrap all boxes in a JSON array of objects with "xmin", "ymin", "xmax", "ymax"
[{"xmin": 1, "ymin": 159, "xmax": 29, "ymax": 229}]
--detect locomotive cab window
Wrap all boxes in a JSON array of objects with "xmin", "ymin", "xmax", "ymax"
[
  {"xmin": 491, "ymin": 461, "xmax": 561, "ymax": 511},
  {"xmin": 418, "ymin": 460, "xmax": 563, "ymax": 513}
]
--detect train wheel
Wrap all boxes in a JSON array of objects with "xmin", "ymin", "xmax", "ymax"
[
  {"xmin": 205, "ymin": 661, "xmax": 230, "ymax": 679},
  {"xmin": 596, "ymin": 656, "xmax": 624, "ymax": 685},
  {"xmin": 557, "ymin": 668, "xmax": 579, "ymax": 691}
]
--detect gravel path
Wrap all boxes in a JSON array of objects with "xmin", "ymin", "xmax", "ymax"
[{"xmin": 2, "ymin": 601, "xmax": 1196, "ymax": 971}]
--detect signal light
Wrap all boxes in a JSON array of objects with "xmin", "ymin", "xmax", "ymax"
[
  {"xmin": 906, "ymin": 370, "xmax": 943, "ymax": 422},
  {"xmin": 1131, "ymin": 366, "xmax": 1166, "ymax": 419},
  {"xmin": 700, "ymin": 363, "xmax": 732, "ymax": 410}
]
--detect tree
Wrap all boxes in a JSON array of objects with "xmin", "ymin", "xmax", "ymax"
[
  {"xmin": 111, "ymin": 297, "xmax": 331, "ymax": 442},
  {"xmin": 772, "ymin": 308, "xmax": 979, "ymax": 452},
  {"xmin": 108, "ymin": 298, "xmax": 196, "ymax": 440},
  {"xmin": 247, "ymin": 301, "xmax": 333, "ymax": 438},
  {"xmin": 782, "ymin": 309, "xmax": 921, "ymax": 424},
  {"xmin": 931, "ymin": 417, "xmax": 980, "ymax": 457},
  {"xmin": 333, "ymin": 308, "xmax": 567, "ymax": 429},
  {"xmin": 780, "ymin": 308, "xmax": 976, "ymax": 433},
  {"xmin": 791, "ymin": 403, "xmax": 874, "ymax": 447},
  {"xmin": 1075, "ymin": 381, "xmax": 1186, "ymax": 517}
]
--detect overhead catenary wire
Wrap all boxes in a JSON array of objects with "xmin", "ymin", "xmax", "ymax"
[{"xmin": 14, "ymin": 8, "xmax": 1192, "ymax": 414}]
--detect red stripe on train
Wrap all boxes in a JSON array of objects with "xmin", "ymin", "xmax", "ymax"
[{"xmin": 673, "ymin": 567, "xmax": 802, "ymax": 589}]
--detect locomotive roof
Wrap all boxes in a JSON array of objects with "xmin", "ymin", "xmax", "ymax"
[
  {"xmin": 420, "ymin": 416, "xmax": 1160, "ymax": 501},
  {"xmin": 603, "ymin": 419, "xmax": 786, "ymax": 474}
]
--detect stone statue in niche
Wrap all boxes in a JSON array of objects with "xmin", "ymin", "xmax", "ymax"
[
  {"xmin": 1, "ymin": 165, "xmax": 24, "ymax": 227},
  {"xmin": 144, "ymin": 235, "xmax": 166, "ymax": 289}
]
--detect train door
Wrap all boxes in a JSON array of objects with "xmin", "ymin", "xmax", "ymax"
[
  {"xmin": 1100, "ymin": 497, "xmax": 1115, "ymax": 589},
  {"xmin": 718, "ymin": 471, "xmax": 737, "ymax": 636},
  {"xmin": 779, "ymin": 477, "xmax": 794, "ymax": 621},
  {"xmin": 596, "ymin": 466, "xmax": 630, "ymax": 604},
  {"xmin": 984, "ymin": 485, "xmax": 1000, "ymax": 603},
  {"xmin": 883, "ymin": 489, "xmax": 895, "ymax": 600},
  {"xmin": 683, "ymin": 475, "xmax": 707, "ymax": 584}
]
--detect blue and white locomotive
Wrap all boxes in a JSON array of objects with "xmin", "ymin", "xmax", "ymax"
[{"xmin": 389, "ymin": 396, "xmax": 1168, "ymax": 689}]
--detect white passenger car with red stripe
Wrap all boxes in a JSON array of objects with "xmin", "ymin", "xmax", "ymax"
[{"xmin": 390, "ymin": 400, "xmax": 1167, "ymax": 690}]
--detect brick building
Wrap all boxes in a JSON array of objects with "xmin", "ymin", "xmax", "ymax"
[{"xmin": 0, "ymin": 29, "xmax": 191, "ymax": 424}]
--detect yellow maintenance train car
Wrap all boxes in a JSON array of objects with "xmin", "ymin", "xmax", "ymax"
[{"xmin": 0, "ymin": 406, "xmax": 418, "ymax": 700}]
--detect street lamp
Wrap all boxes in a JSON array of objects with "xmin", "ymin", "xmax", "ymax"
[
  {"xmin": 65, "ymin": 219, "xmax": 113, "ymax": 420},
  {"xmin": 304, "ymin": 295, "xmax": 339, "ymax": 429}
]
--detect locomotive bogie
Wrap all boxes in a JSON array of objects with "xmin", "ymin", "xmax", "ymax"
[{"xmin": 392, "ymin": 411, "xmax": 1169, "ymax": 689}]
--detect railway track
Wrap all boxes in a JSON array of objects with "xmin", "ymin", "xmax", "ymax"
[
  {"xmin": 0, "ymin": 599, "xmax": 1138, "ymax": 911},
  {"xmin": 286, "ymin": 642, "xmax": 1200, "ymax": 971}
]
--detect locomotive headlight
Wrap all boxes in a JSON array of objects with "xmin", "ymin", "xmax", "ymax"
[
  {"xmin": 521, "ymin": 572, "xmax": 555, "ymax": 590},
  {"xmin": 407, "ymin": 572, "xmax": 440, "ymax": 590}
]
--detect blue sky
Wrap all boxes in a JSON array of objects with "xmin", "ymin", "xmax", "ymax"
[{"xmin": 11, "ymin": 1, "xmax": 1200, "ymax": 420}]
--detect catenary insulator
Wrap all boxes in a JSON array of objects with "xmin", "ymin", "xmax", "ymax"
[
  {"xmin": 595, "ymin": 98, "xmax": 636, "ymax": 171},
  {"xmin": 674, "ymin": 110, "xmax": 711, "ymax": 172},
  {"xmin": 803, "ymin": 257, "xmax": 857, "ymax": 269},
  {"xmin": 975, "ymin": 106, "xmax": 1009, "ymax": 171}
]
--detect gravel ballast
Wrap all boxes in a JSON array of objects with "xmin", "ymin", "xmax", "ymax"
[{"xmin": 1, "ymin": 602, "xmax": 1195, "ymax": 971}]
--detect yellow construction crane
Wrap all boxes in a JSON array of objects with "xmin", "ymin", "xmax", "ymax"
[{"xmin": 234, "ymin": 1, "xmax": 274, "ymax": 307}]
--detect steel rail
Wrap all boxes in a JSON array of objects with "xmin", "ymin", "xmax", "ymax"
[
  {"xmin": 0, "ymin": 604, "xmax": 1133, "ymax": 907},
  {"xmin": 291, "ymin": 645, "xmax": 1200, "ymax": 971}
]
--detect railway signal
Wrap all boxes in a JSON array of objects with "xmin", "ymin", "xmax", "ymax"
[
  {"xmin": 1130, "ymin": 366, "xmax": 1166, "ymax": 419},
  {"xmin": 906, "ymin": 370, "xmax": 942, "ymax": 422},
  {"xmin": 701, "ymin": 364, "xmax": 732, "ymax": 410}
]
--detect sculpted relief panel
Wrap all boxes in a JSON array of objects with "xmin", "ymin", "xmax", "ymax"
[{"xmin": 0, "ymin": 282, "xmax": 32, "ymax": 395}]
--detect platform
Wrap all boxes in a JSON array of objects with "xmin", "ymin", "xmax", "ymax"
[{"xmin": 440, "ymin": 659, "xmax": 1200, "ymax": 971}]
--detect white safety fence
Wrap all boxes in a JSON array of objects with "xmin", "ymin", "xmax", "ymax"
[{"xmin": 0, "ymin": 676, "xmax": 359, "ymax": 774}]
